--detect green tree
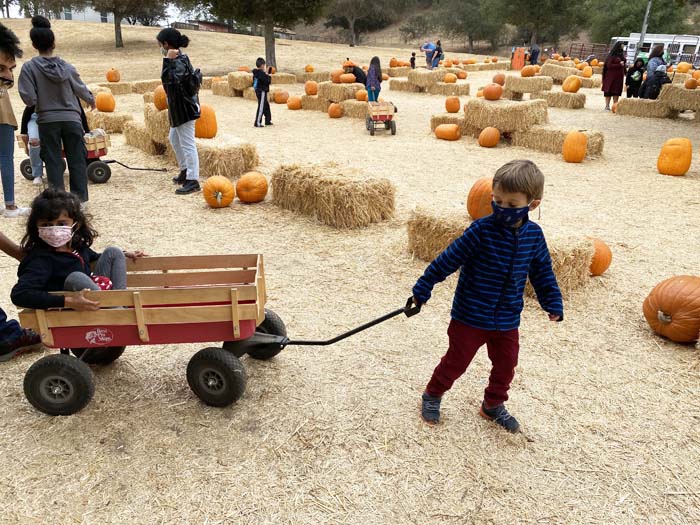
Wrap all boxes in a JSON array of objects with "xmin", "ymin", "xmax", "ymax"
[
  {"xmin": 431, "ymin": 0, "xmax": 505, "ymax": 51},
  {"xmin": 326, "ymin": 0, "xmax": 414, "ymax": 46},
  {"xmin": 90, "ymin": 0, "xmax": 164, "ymax": 48},
  {"xmin": 17, "ymin": 0, "xmax": 87, "ymax": 17},
  {"xmin": 499, "ymin": 0, "xmax": 585, "ymax": 44},
  {"xmin": 587, "ymin": 0, "xmax": 689, "ymax": 43}
]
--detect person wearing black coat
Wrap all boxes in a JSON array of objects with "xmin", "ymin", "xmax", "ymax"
[
  {"xmin": 640, "ymin": 64, "xmax": 671, "ymax": 100},
  {"xmin": 625, "ymin": 58, "xmax": 645, "ymax": 98},
  {"xmin": 253, "ymin": 57, "xmax": 272, "ymax": 127},
  {"xmin": 157, "ymin": 27, "xmax": 201, "ymax": 195}
]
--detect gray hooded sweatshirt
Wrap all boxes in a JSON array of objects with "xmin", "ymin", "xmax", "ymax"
[{"xmin": 18, "ymin": 56, "xmax": 94, "ymax": 125}]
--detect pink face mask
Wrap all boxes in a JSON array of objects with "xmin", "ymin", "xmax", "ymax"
[{"xmin": 38, "ymin": 225, "xmax": 74, "ymax": 248}]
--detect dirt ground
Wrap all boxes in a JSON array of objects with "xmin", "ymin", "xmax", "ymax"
[{"xmin": 1, "ymin": 19, "xmax": 699, "ymax": 525}]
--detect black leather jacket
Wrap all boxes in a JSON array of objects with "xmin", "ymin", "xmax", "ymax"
[{"xmin": 161, "ymin": 52, "xmax": 200, "ymax": 128}]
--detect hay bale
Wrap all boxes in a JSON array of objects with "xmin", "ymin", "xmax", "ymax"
[
  {"xmin": 201, "ymin": 77, "xmax": 213, "ymax": 90},
  {"xmin": 299, "ymin": 71, "xmax": 331, "ymax": 83},
  {"xmin": 301, "ymin": 95, "xmax": 331, "ymax": 112},
  {"xmin": 408, "ymin": 69, "xmax": 445, "ymax": 88},
  {"xmin": 387, "ymin": 66, "xmax": 412, "ymax": 77},
  {"xmin": 270, "ymin": 163, "xmax": 395, "ymax": 229},
  {"xmin": 228, "ymin": 71, "xmax": 253, "ymax": 91},
  {"xmin": 339, "ymin": 99, "xmax": 369, "ymax": 119},
  {"xmin": 671, "ymin": 73, "xmax": 691, "ymax": 84},
  {"xmin": 429, "ymin": 113, "xmax": 481, "ymax": 138},
  {"xmin": 504, "ymin": 75, "xmax": 553, "ymax": 94},
  {"xmin": 477, "ymin": 62, "xmax": 510, "ymax": 71},
  {"xmin": 503, "ymin": 89, "xmax": 524, "ymax": 101},
  {"xmin": 659, "ymin": 83, "xmax": 700, "ymax": 112},
  {"xmin": 389, "ymin": 78, "xmax": 423, "ymax": 93},
  {"xmin": 132, "ymin": 79, "xmax": 162, "ymax": 94},
  {"xmin": 166, "ymin": 134, "xmax": 258, "ymax": 180},
  {"xmin": 426, "ymin": 82, "xmax": 471, "ymax": 96},
  {"xmin": 243, "ymin": 87, "xmax": 259, "ymax": 101},
  {"xmin": 271, "ymin": 72, "xmax": 297, "ymax": 84},
  {"xmin": 510, "ymin": 124, "xmax": 604, "ymax": 157},
  {"xmin": 317, "ymin": 81, "xmax": 365, "ymax": 102},
  {"xmin": 539, "ymin": 63, "xmax": 579, "ymax": 84},
  {"xmin": 545, "ymin": 59, "xmax": 575, "ymax": 68},
  {"xmin": 580, "ymin": 76, "xmax": 602, "ymax": 89},
  {"xmin": 144, "ymin": 103, "xmax": 171, "ymax": 144},
  {"xmin": 407, "ymin": 208, "xmax": 470, "ymax": 261},
  {"xmin": 85, "ymin": 110, "xmax": 133, "ymax": 133},
  {"xmin": 591, "ymin": 66, "xmax": 603, "ymax": 75},
  {"xmin": 463, "ymin": 98, "xmax": 548, "ymax": 133},
  {"xmin": 530, "ymin": 91, "xmax": 586, "ymax": 109},
  {"xmin": 97, "ymin": 82, "xmax": 132, "ymax": 95},
  {"xmin": 615, "ymin": 98, "xmax": 677, "ymax": 119},
  {"xmin": 212, "ymin": 80, "xmax": 236, "ymax": 97},
  {"xmin": 143, "ymin": 92, "xmax": 154, "ymax": 104},
  {"xmin": 88, "ymin": 84, "xmax": 112, "ymax": 95},
  {"xmin": 525, "ymin": 237, "xmax": 594, "ymax": 299},
  {"xmin": 123, "ymin": 121, "xmax": 166, "ymax": 156}
]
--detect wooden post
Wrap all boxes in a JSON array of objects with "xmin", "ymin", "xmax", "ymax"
[
  {"xmin": 35, "ymin": 310, "xmax": 54, "ymax": 347},
  {"xmin": 230, "ymin": 288, "xmax": 240, "ymax": 339},
  {"xmin": 133, "ymin": 292, "xmax": 150, "ymax": 342}
]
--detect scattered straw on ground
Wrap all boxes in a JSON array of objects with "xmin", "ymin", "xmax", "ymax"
[
  {"xmin": 464, "ymin": 98, "xmax": 548, "ymax": 133},
  {"xmin": 510, "ymin": 124, "xmax": 605, "ymax": 157},
  {"xmin": 407, "ymin": 207, "xmax": 469, "ymax": 261}
]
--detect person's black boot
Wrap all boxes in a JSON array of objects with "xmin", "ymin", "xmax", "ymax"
[
  {"xmin": 172, "ymin": 169, "xmax": 187, "ymax": 184},
  {"xmin": 175, "ymin": 179, "xmax": 201, "ymax": 195}
]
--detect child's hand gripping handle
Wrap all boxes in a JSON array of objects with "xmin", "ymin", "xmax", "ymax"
[{"xmin": 404, "ymin": 296, "xmax": 422, "ymax": 317}]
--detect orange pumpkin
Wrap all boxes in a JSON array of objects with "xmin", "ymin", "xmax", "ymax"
[
  {"xmin": 643, "ymin": 276, "xmax": 700, "ymax": 343},
  {"xmin": 355, "ymin": 89, "xmax": 368, "ymax": 101},
  {"xmin": 304, "ymin": 64, "xmax": 314, "ymax": 73},
  {"xmin": 238, "ymin": 66, "xmax": 251, "ymax": 72},
  {"xmin": 574, "ymin": 58, "xmax": 580, "ymax": 65},
  {"xmin": 677, "ymin": 62, "xmax": 692, "ymax": 73},
  {"xmin": 491, "ymin": 57, "xmax": 498, "ymax": 63},
  {"xmin": 582, "ymin": 66, "xmax": 593, "ymax": 78},
  {"xmin": 389, "ymin": 57, "xmax": 398, "ymax": 67},
  {"xmin": 457, "ymin": 71, "xmax": 467, "ymax": 79},
  {"xmin": 478, "ymin": 127, "xmax": 500, "ymax": 148},
  {"xmin": 106, "ymin": 68, "xmax": 120, "ymax": 82},
  {"xmin": 444, "ymin": 60, "xmax": 453, "ymax": 68},
  {"xmin": 287, "ymin": 95, "xmax": 302, "ymax": 110},
  {"xmin": 269, "ymin": 66, "xmax": 276, "ymax": 74},
  {"xmin": 667, "ymin": 65, "xmax": 674, "ymax": 73},
  {"xmin": 576, "ymin": 62, "xmax": 586, "ymax": 71},
  {"xmin": 466, "ymin": 177, "xmax": 493, "ymax": 220},
  {"xmin": 562, "ymin": 75, "xmax": 582, "ymax": 93},
  {"xmin": 434, "ymin": 124, "xmax": 461, "ymax": 141},
  {"xmin": 305, "ymin": 80, "xmax": 318, "ymax": 96},
  {"xmin": 589, "ymin": 238, "xmax": 612, "ymax": 276},
  {"xmin": 445, "ymin": 96, "xmax": 460, "ymax": 113},
  {"xmin": 521, "ymin": 65, "xmax": 536, "ymax": 77},
  {"xmin": 273, "ymin": 90, "xmax": 289, "ymax": 104},
  {"xmin": 492, "ymin": 73, "xmax": 505, "ymax": 85},
  {"xmin": 476, "ymin": 89, "xmax": 484, "ymax": 98},
  {"xmin": 465, "ymin": 58, "xmax": 476, "ymax": 65},
  {"xmin": 203, "ymin": 176, "xmax": 235, "ymax": 208},
  {"xmin": 340, "ymin": 73, "xmax": 356, "ymax": 83},
  {"xmin": 153, "ymin": 85, "xmax": 168, "ymax": 111},
  {"xmin": 382, "ymin": 73, "xmax": 389, "ymax": 81},
  {"xmin": 443, "ymin": 73, "xmax": 457, "ymax": 84},
  {"xmin": 684, "ymin": 78, "xmax": 698, "ymax": 90},
  {"xmin": 612, "ymin": 101, "xmax": 618, "ymax": 113},
  {"xmin": 195, "ymin": 104, "xmax": 217, "ymax": 139},
  {"xmin": 562, "ymin": 130, "xmax": 587, "ymax": 163},
  {"xmin": 483, "ymin": 58, "xmax": 490, "ymax": 63},
  {"xmin": 95, "ymin": 92, "xmax": 115, "ymax": 113},
  {"xmin": 693, "ymin": 70, "xmax": 700, "ymax": 80},
  {"xmin": 328, "ymin": 103, "xmax": 343, "ymax": 118},
  {"xmin": 590, "ymin": 58, "xmax": 599, "ymax": 66},
  {"xmin": 331, "ymin": 69, "xmax": 344, "ymax": 83},
  {"xmin": 483, "ymin": 83, "xmax": 503, "ymax": 101},
  {"xmin": 534, "ymin": 65, "xmax": 541, "ymax": 73},
  {"xmin": 236, "ymin": 171, "xmax": 268, "ymax": 203},
  {"xmin": 657, "ymin": 138, "xmax": 692, "ymax": 176}
]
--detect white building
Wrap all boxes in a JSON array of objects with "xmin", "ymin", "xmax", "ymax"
[{"xmin": 53, "ymin": 7, "xmax": 113, "ymax": 24}]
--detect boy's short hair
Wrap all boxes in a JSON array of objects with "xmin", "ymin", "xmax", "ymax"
[
  {"xmin": 256, "ymin": 57, "xmax": 265, "ymax": 68},
  {"xmin": 492, "ymin": 160, "xmax": 545, "ymax": 201},
  {"xmin": 411, "ymin": 52, "xmax": 416, "ymax": 56}
]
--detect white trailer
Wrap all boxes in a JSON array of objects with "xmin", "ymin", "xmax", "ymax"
[{"xmin": 610, "ymin": 33, "xmax": 700, "ymax": 66}]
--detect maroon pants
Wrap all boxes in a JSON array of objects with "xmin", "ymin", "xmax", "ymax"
[{"xmin": 425, "ymin": 319, "xmax": 519, "ymax": 407}]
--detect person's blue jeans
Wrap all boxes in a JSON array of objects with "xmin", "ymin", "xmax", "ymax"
[
  {"xmin": 0, "ymin": 123, "xmax": 16, "ymax": 206},
  {"xmin": 0, "ymin": 307, "xmax": 23, "ymax": 346},
  {"xmin": 432, "ymin": 56, "xmax": 440, "ymax": 69},
  {"xmin": 367, "ymin": 87, "xmax": 380, "ymax": 102}
]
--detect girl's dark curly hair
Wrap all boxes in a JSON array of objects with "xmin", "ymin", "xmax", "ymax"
[
  {"xmin": 21, "ymin": 188, "xmax": 98, "ymax": 252},
  {"xmin": 30, "ymin": 15, "xmax": 55, "ymax": 53},
  {"xmin": 0, "ymin": 22, "xmax": 22, "ymax": 59}
]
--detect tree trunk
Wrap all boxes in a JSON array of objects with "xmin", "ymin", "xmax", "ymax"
[
  {"xmin": 114, "ymin": 14, "xmax": 123, "ymax": 48},
  {"xmin": 530, "ymin": 30, "xmax": 538, "ymax": 46},
  {"xmin": 349, "ymin": 17, "xmax": 356, "ymax": 46},
  {"xmin": 468, "ymin": 35, "xmax": 474, "ymax": 53},
  {"xmin": 263, "ymin": 18, "xmax": 276, "ymax": 69}
]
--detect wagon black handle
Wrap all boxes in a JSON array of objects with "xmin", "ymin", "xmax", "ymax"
[
  {"xmin": 404, "ymin": 296, "xmax": 422, "ymax": 317},
  {"xmin": 103, "ymin": 159, "xmax": 168, "ymax": 172}
]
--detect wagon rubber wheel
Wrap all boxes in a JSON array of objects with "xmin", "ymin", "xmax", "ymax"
[
  {"xmin": 70, "ymin": 346, "xmax": 126, "ymax": 365},
  {"xmin": 187, "ymin": 347, "xmax": 247, "ymax": 407},
  {"xmin": 365, "ymin": 116, "xmax": 372, "ymax": 131},
  {"xmin": 248, "ymin": 309, "xmax": 287, "ymax": 360},
  {"xmin": 369, "ymin": 126, "xmax": 375, "ymax": 136},
  {"xmin": 390, "ymin": 120, "xmax": 397, "ymax": 135},
  {"xmin": 23, "ymin": 354, "xmax": 95, "ymax": 416},
  {"xmin": 87, "ymin": 161, "xmax": 111, "ymax": 184},
  {"xmin": 20, "ymin": 159, "xmax": 33, "ymax": 180}
]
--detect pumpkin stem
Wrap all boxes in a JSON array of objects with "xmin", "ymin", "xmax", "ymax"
[{"xmin": 657, "ymin": 311, "xmax": 672, "ymax": 324}]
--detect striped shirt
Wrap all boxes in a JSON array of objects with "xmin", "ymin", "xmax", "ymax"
[{"xmin": 412, "ymin": 215, "xmax": 563, "ymax": 331}]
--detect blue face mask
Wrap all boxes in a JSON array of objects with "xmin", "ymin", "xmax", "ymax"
[{"xmin": 491, "ymin": 201, "xmax": 532, "ymax": 226}]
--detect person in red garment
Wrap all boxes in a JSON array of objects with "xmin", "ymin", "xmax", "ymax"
[{"xmin": 601, "ymin": 41, "xmax": 626, "ymax": 111}]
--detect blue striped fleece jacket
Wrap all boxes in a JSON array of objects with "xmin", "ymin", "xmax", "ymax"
[{"xmin": 412, "ymin": 215, "xmax": 564, "ymax": 331}]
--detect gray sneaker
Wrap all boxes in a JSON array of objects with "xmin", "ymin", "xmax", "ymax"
[{"xmin": 479, "ymin": 402, "xmax": 520, "ymax": 433}]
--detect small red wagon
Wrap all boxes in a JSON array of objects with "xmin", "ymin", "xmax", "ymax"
[{"xmin": 365, "ymin": 101, "xmax": 397, "ymax": 136}]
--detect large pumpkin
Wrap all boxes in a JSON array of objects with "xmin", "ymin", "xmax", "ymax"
[
  {"xmin": 304, "ymin": 64, "xmax": 314, "ymax": 73},
  {"xmin": 106, "ymin": 68, "xmax": 120, "ymax": 82},
  {"xmin": 693, "ymin": 70, "xmax": 700, "ymax": 80},
  {"xmin": 195, "ymin": 104, "xmax": 217, "ymax": 139},
  {"xmin": 483, "ymin": 83, "xmax": 503, "ymax": 101},
  {"xmin": 657, "ymin": 137, "xmax": 692, "ymax": 176},
  {"xmin": 287, "ymin": 95, "xmax": 302, "ymax": 110},
  {"xmin": 444, "ymin": 73, "xmax": 457, "ymax": 84},
  {"xmin": 95, "ymin": 92, "xmax": 115, "ymax": 113},
  {"xmin": 238, "ymin": 66, "xmax": 251, "ymax": 73},
  {"xmin": 236, "ymin": 171, "xmax": 268, "ymax": 203},
  {"xmin": 466, "ymin": 177, "xmax": 493, "ymax": 219},
  {"xmin": 273, "ymin": 90, "xmax": 289, "ymax": 104},
  {"xmin": 562, "ymin": 75, "xmax": 582, "ymax": 93},
  {"xmin": 434, "ymin": 124, "xmax": 461, "ymax": 141},
  {"xmin": 476, "ymin": 89, "xmax": 484, "ymax": 98},
  {"xmin": 465, "ymin": 58, "xmax": 476, "ymax": 65},
  {"xmin": 576, "ymin": 62, "xmax": 586, "ymax": 71},
  {"xmin": 491, "ymin": 57, "xmax": 498, "ymax": 63},
  {"xmin": 340, "ymin": 73, "xmax": 356, "ymax": 84},
  {"xmin": 589, "ymin": 238, "xmax": 612, "ymax": 276},
  {"xmin": 684, "ymin": 78, "xmax": 698, "ymax": 90},
  {"xmin": 154, "ymin": 85, "xmax": 168, "ymax": 110},
  {"xmin": 355, "ymin": 89, "xmax": 368, "ymax": 101},
  {"xmin": 478, "ymin": 127, "xmax": 500, "ymax": 148},
  {"xmin": 203, "ymin": 176, "xmax": 235, "ymax": 208},
  {"xmin": 389, "ymin": 57, "xmax": 398, "ymax": 67},
  {"xmin": 521, "ymin": 65, "xmax": 536, "ymax": 77},
  {"xmin": 444, "ymin": 59, "xmax": 453, "ymax": 68},
  {"xmin": 492, "ymin": 73, "xmax": 506, "ymax": 86},
  {"xmin": 382, "ymin": 73, "xmax": 389, "ymax": 81},
  {"xmin": 445, "ymin": 96, "xmax": 460, "ymax": 113},
  {"xmin": 328, "ymin": 103, "xmax": 343, "ymax": 118},
  {"xmin": 305, "ymin": 80, "xmax": 318, "ymax": 96},
  {"xmin": 562, "ymin": 130, "xmax": 587, "ymax": 163},
  {"xmin": 677, "ymin": 62, "xmax": 692, "ymax": 73},
  {"xmin": 331, "ymin": 69, "xmax": 344, "ymax": 83},
  {"xmin": 582, "ymin": 66, "xmax": 593, "ymax": 78},
  {"xmin": 457, "ymin": 71, "xmax": 467, "ymax": 79},
  {"xmin": 643, "ymin": 276, "xmax": 700, "ymax": 343},
  {"xmin": 590, "ymin": 58, "xmax": 599, "ymax": 66}
]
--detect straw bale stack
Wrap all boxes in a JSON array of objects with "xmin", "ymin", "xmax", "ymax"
[
  {"xmin": 477, "ymin": 62, "xmax": 509, "ymax": 71},
  {"xmin": 84, "ymin": 84, "xmax": 112, "ymax": 109},
  {"xmin": 503, "ymin": 89, "xmax": 524, "ymax": 101},
  {"xmin": 85, "ymin": 110, "xmax": 133, "ymax": 133},
  {"xmin": 580, "ymin": 76, "xmax": 602, "ymax": 89},
  {"xmin": 429, "ymin": 114, "xmax": 481, "ymax": 138},
  {"xmin": 408, "ymin": 68, "xmax": 445, "ymax": 87},
  {"xmin": 659, "ymin": 83, "xmax": 700, "ymax": 112},
  {"xmin": 271, "ymin": 163, "xmax": 395, "ymax": 229},
  {"xmin": 143, "ymin": 92, "xmax": 154, "ymax": 104},
  {"xmin": 123, "ymin": 121, "xmax": 167, "ymax": 156},
  {"xmin": 671, "ymin": 73, "xmax": 691, "ymax": 84},
  {"xmin": 339, "ymin": 100, "xmax": 369, "ymax": 119},
  {"xmin": 144, "ymin": 103, "xmax": 171, "ymax": 144},
  {"xmin": 592, "ymin": 66, "xmax": 603, "ymax": 75},
  {"xmin": 228, "ymin": 71, "xmax": 253, "ymax": 91},
  {"xmin": 212, "ymin": 80, "xmax": 236, "ymax": 97},
  {"xmin": 299, "ymin": 71, "xmax": 331, "ymax": 83},
  {"xmin": 389, "ymin": 79, "xmax": 423, "ymax": 93},
  {"xmin": 442, "ymin": 67, "xmax": 464, "ymax": 75},
  {"xmin": 317, "ymin": 81, "xmax": 365, "ymax": 102},
  {"xmin": 510, "ymin": 124, "xmax": 604, "ymax": 157},
  {"xmin": 463, "ymin": 98, "xmax": 548, "ymax": 133},
  {"xmin": 301, "ymin": 95, "xmax": 331, "ymax": 112},
  {"xmin": 97, "ymin": 82, "xmax": 132, "ymax": 95},
  {"xmin": 166, "ymin": 134, "xmax": 258, "ymax": 180},
  {"xmin": 539, "ymin": 63, "xmax": 579, "ymax": 84},
  {"xmin": 544, "ymin": 59, "xmax": 575, "ymax": 68},
  {"xmin": 407, "ymin": 208, "xmax": 469, "ymax": 262},
  {"xmin": 132, "ymin": 80, "xmax": 162, "ymax": 94},
  {"xmin": 201, "ymin": 77, "xmax": 213, "ymax": 90},
  {"xmin": 426, "ymin": 82, "xmax": 471, "ymax": 96},
  {"xmin": 525, "ymin": 237, "xmax": 594, "ymax": 299},
  {"xmin": 615, "ymin": 98, "xmax": 678, "ymax": 119},
  {"xmin": 271, "ymin": 73, "xmax": 297, "ymax": 84},
  {"xmin": 504, "ymin": 75, "xmax": 553, "ymax": 94},
  {"xmin": 530, "ymin": 91, "xmax": 586, "ymax": 109},
  {"xmin": 243, "ymin": 87, "xmax": 259, "ymax": 101},
  {"xmin": 387, "ymin": 66, "xmax": 412, "ymax": 77}
]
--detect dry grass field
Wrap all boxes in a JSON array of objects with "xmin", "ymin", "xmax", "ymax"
[{"xmin": 1, "ymin": 19, "xmax": 699, "ymax": 524}]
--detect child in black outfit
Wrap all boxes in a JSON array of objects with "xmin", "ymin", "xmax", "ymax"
[
  {"xmin": 410, "ymin": 52, "xmax": 416, "ymax": 69},
  {"xmin": 625, "ymin": 58, "xmax": 645, "ymax": 98},
  {"xmin": 252, "ymin": 57, "xmax": 272, "ymax": 128}
]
